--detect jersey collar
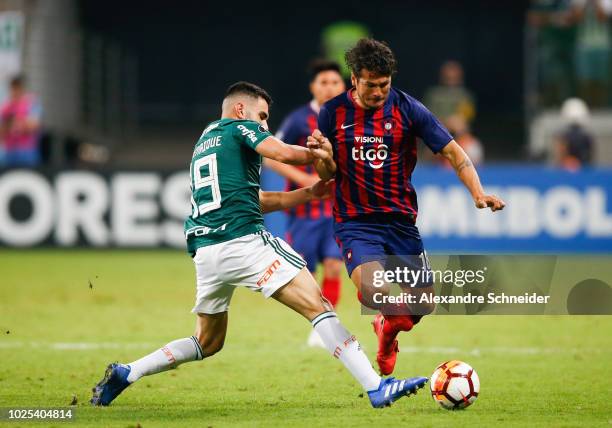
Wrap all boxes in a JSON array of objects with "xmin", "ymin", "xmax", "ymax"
[{"xmin": 309, "ymin": 99, "xmax": 321, "ymax": 114}]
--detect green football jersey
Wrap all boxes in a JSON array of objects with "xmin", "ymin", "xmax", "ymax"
[{"xmin": 184, "ymin": 118, "xmax": 272, "ymax": 252}]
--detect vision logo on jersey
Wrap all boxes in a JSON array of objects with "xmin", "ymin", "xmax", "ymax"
[
  {"xmin": 257, "ymin": 259, "xmax": 281, "ymax": 287},
  {"xmin": 352, "ymin": 136, "xmax": 388, "ymax": 169},
  {"xmin": 237, "ymin": 124, "xmax": 258, "ymax": 143}
]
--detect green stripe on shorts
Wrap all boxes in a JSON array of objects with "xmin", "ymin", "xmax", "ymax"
[
  {"xmin": 271, "ymin": 238, "xmax": 305, "ymax": 266},
  {"xmin": 269, "ymin": 239, "xmax": 305, "ymax": 269}
]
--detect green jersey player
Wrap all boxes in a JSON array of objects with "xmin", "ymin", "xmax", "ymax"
[{"xmin": 91, "ymin": 82, "xmax": 428, "ymax": 409}]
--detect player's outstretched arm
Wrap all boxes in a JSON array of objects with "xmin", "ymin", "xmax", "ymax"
[
  {"xmin": 440, "ymin": 140, "xmax": 506, "ymax": 212},
  {"xmin": 256, "ymin": 136, "xmax": 314, "ymax": 165},
  {"xmin": 263, "ymin": 158, "xmax": 320, "ymax": 187},
  {"xmin": 307, "ymin": 129, "xmax": 336, "ymax": 181},
  {"xmin": 259, "ymin": 180, "xmax": 334, "ymax": 214}
]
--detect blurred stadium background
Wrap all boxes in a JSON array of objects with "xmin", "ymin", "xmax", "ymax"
[
  {"xmin": 0, "ymin": 0, "xmax": 610, "ymax": 252},
  {"xmin": 0, "ymin": 2, "xmax": 611, "ymax": 426}
]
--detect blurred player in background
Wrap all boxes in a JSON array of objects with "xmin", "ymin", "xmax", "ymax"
[
  {"xmin": 266, "ymin": 59, "xmax": 346, "ymax": 348},
  {"xmin": 436, "ymin": 114, "xmax": 484, "ymax": 169},
  {"xmin": 554, "ymin": 97, "xmax": 595, "ymax": 170},
  {"xmin": 423, "ymin": 60, "xmax": 476, "ymax": 125},
  {"xmin": 91, "ymin": 81, "xmax": 428, "ymax": 409},
  {"xmin": 308, "ymin": 39, "xmax": 505, "ymax": 376},
  {"xmin": 0, "ymin": 75, "xmax": 42, "ymax": 167}
]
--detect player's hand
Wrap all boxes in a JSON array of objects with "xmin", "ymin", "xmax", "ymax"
[
  {"xmin": 474, "ymin": 194, "xmax": 506, "ymax": 212},
  {"xmin": 302, "ymin": 174, "xmax": 322, "ymax": 187},
  {"xmin": 307, "ymin": 129, "xmax": 333, "ymax": 161},
  {"xmin": 310, "ymin": 179, "xmax": 335, "ymax": 200}
]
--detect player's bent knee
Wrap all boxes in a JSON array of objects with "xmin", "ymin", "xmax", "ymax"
[
  {"xmin": 202, "ymin": 339, "xmax": 224, "ymax": 357},
  {"xmin": 194, "ymin": 332, "xmax": 225, "ymax": 357},
  {"xmin": 301, "ymin": 294, "xmax": 330, "ymax": 319},
  {"xmin": 303, "ymin": 294, "xmax": 329, "ymax": 319},
  {"xmin": 194, "ymin": 314, "xmax": 228, "ymax": 358},
  {"xmin": 358, "ymin": 284, "xmax": 385, "ymax": 310},
  {"xmin": 409, "ymin": 287, "xmax": 436, "ymax": 316},
  {"xmin": 417, "ymin": 301, "xmax": 436, "ymax": 316}
]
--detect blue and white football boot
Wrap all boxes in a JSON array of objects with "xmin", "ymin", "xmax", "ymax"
[
  {"xmin": 90, "ymin": 363, "xmax": 131, "ymax": 406},
  {"xmin": 368, "ymin": 376, "xmax": 428, "ymax": 408}
]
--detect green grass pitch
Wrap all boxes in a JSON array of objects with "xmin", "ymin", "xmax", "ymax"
[{"xmin": 0, "ymin": 250, "xmax": 611, "ymax": 427}]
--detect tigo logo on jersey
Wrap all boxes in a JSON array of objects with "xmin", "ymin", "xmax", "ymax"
[
  {"xmin": 237, "ymin": 124, "xmax": 258, "ymax": 143},
  {"xmin": 352, "ymin": 136, "xmax": 388, "ymax": 169},
  {"xmin": 257, "ymin": 259, "xmax": 281, "ymax": 287}
]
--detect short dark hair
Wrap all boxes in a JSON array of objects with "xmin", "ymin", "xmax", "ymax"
[
  {"xmin": 225, "ymin": 81, "xmax": 272, "ymax": 106},
  {"xmin": 345, "ymin": 38, "xmax": 397, "ymax": 78},
  {"xmin": 307, "ymin": 59, "xmax": 341, "ymax": 82}
]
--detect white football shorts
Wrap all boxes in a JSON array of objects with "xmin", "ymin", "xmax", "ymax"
[{"xmin": 191, "ymin": 230, "xmax": 306, "ymax": 314}]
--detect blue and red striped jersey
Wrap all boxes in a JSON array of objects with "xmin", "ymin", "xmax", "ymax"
[
  {"xmin": 276, "ymin": 102, "xmax": 333, "ymax": 220},
  {"xmin": 318, "ymin": 87, "xmax": 452, "ymax": 223}
]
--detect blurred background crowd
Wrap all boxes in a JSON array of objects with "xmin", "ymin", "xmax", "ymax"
[
  {"xmin": 0, "ymin": 0, "xmax": 609, "ymax": 253},
  {"xmin": 0, "ymin": 0, "xmax": 610, "ymax": 172}
]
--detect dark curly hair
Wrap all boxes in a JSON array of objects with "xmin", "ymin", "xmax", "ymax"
[{"xmin": 345, "ymin": 38, "xmax": 397, "ymax": 78}]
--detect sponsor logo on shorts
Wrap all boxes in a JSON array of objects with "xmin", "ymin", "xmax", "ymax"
[{"xmin": 257, "ymin": 259, "xmax": 281, "ymax": 287}]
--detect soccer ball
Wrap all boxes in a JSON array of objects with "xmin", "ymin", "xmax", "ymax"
[{"xmin": 430, "ymin": 360, "xmax": 480, "ymax": 410}]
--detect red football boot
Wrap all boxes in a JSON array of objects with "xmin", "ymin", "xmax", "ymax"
[
  {"xmin": 372, "ymin": 313, "xmax": 417, "ymax": 375},
  {"xmin": 371, "ymin": 313, "xmax": 400, "ymax": 375}
]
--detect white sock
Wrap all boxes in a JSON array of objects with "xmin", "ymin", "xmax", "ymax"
[
  {"xmin": 126, "ymin": 336, "xmax": 204, "ymax": 383},
  {"xmin": 311, "ymin": 311, "xmax": 381, "ymax": 392}
]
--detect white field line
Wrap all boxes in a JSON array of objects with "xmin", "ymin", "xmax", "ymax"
[{"xmin": 0, "ymin": 341, "xmax": 608, "ymax": 355}]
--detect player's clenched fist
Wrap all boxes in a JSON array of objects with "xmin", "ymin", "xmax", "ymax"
[
  {"xmin": 474, "ymin": 194, "xmax": 506, "ymax": 212},
  {"xmin": 307, "ymin": 129, "xmax": 333, "ymax": 161}
]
